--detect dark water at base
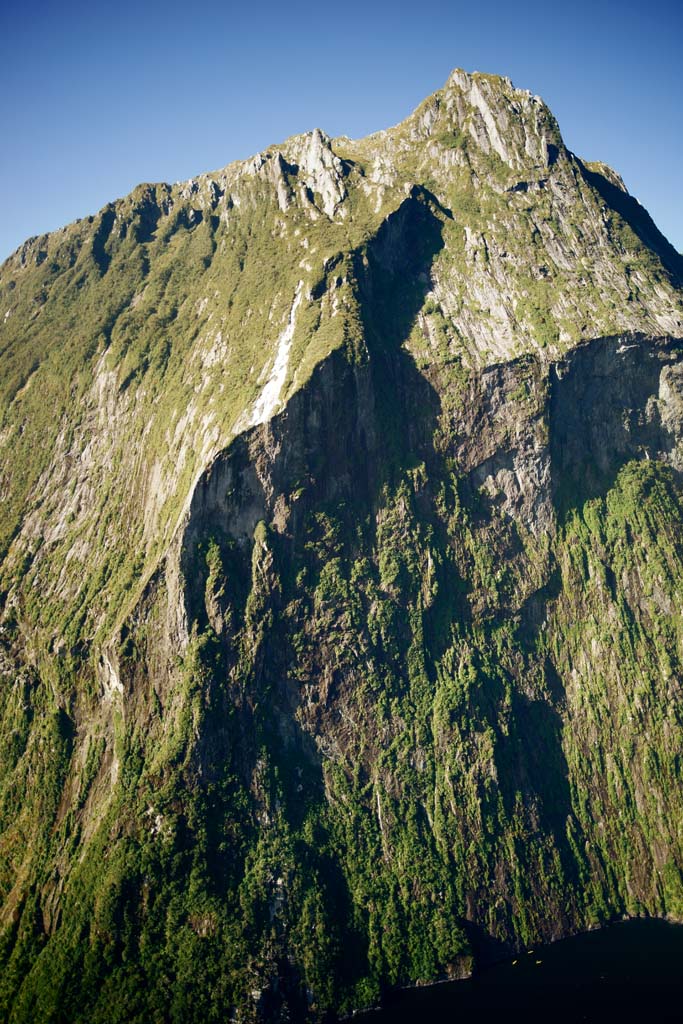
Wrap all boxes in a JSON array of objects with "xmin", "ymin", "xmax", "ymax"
[{"xmin": 358, "ymin": 919, "xmax": 683, "ymax": 1023}]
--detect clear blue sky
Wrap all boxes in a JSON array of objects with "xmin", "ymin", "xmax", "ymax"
[{"xmin": 1, "ymin": 0, "xmax": 681, "ymax": 262}]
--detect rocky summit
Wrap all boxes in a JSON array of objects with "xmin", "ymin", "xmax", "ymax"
[{"xmin": 1, "ymin": 69, "xmax": 682, "ymax": 1022}]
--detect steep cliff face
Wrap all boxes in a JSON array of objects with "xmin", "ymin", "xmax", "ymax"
[{"xmin": 1, "ymin": 71, "xmax": 683, "ymax": 1022}]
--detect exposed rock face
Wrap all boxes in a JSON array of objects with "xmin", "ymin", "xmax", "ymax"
[{"xmin": 0, "ymin": 70, "xmax": 683, "ymax": 1023}]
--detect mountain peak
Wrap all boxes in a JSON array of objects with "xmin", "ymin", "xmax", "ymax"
[{"xmin": 447, "ymin": 67, "xmax": 518, "ymax": 93}]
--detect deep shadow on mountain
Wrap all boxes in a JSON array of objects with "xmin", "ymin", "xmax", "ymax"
[
  {"xmin": 549, "ymin": 334, "xmax": 683, "ymax": 517},
  {"xmin": 173, "ymin": 185, "xmax": 583, "ymax": 1018},
  {"xmin": 577, "ymin": 159, "xmax": 683, "ymax": 286}
]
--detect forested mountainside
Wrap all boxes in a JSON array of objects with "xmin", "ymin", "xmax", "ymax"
[{"xmin": 1, "ymin": 69, "xmax": 682, "ymax": 1022}]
